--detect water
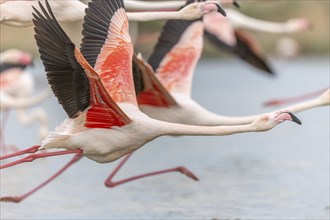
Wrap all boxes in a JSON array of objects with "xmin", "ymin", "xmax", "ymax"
[{"xmin": 1, "ymin": 57, "xmax": 329, "ymax": 219}]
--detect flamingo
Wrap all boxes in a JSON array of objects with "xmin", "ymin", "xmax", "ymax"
[
  {"xmin": 140, "ymin": 18, "xmax": 328, "ymax": 124},
  {"xmin": 0, "ymin": 49, "xmax": 50, "ymax": 154},
  {"xmin": 105, "ymin": 17, "xmax": 329, "ymax": 185},
  {"xmin": 135, "ymin": 7, "xmax": 311, "ymax": 74},
  {"xmin": 203, "ymin": 8, "xmax": 311, "ymax": 74},
  {"xmin": 0, "ymin": 0, "xmax": 226, "ymax": 26},
  {"xmin": 0, "ymin": 0, "xmax": 301, "ymax": 203}
]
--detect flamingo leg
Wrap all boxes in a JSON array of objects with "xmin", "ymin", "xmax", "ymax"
[
  {"xmin": 264, "ymin": 88, "xmax": 328, "ymax": 106},
  {"xmin": 104, "ymin": 152, "xmax": 198, "ymax": 188},
  {"xmin": 0, "ymin": 148, "xmax": 82, "ymax": 169},
  {"xmin": 0, "ymin": 145, "xmax": 40, "ymax": 160},
  {"xmin": 1, "ymin": 153, "xmax": 83, "ymax": 203}
]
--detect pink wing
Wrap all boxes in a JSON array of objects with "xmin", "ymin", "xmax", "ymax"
[{"xmin": 81, "ymin": 0, "xmax": 137, "ymax": 105}]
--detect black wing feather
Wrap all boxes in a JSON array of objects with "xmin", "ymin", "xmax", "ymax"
[
  {"xmin": 147, "ymin": 0, "xmax": 201, "ymax": 71},
  {"xmin": 204, "ymin": 30, "xmax": 274, "ymax": 75},
  {"xmin": 33, "ymin": 0, "xmax": 89, "ymax": 118},
  {"xmin": 80, "ymin": 0, "xmax": 125, "ymax": 68},
  {"xmin": 234, "ymin": 32, "xmax": 274, "ymax": 75},
  {"xmin": 132, "ymin": 58, "xmax": 144, "ymax": 96},
  {"xmin": 147, "ymin": 19, "xmax": 198, "ymax": 71}
]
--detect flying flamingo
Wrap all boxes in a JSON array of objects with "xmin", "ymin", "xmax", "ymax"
[
  {"xmin": 106, "ymin": 16, "xmax": 329, "ymax": 185},
  {"xmin": 136, "ymin": 7, "xmax": 311, "ymax": 74},
  {"xmin": 0, "ymin": 0, "xmax": 301, "ymax": 203},
  {"xmin": 203, "ymin": 8, "xmax": 312, "ymax": 74},
  {"xmin": 0, "ymin": 0, "xmax": 226, "ymax": 26},
  {"xmin": 0, "ymin": 49, "xmax": 50, "ymax": 154}
]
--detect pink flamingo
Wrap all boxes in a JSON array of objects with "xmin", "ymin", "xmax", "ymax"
[
  {"xmin": 108, "ymin": 16, "xmax": 329, "ymax": 185},
  {"xmin": 0, "ymin": 0, "xmax": 301, "ymax": 203},
  {"xmin": 136, "ymin": 10, "xmax": 311, "ymax": 74},
  {"xmin": 0, "ymin": 49, "xmax": 50, "ymax": 154}
]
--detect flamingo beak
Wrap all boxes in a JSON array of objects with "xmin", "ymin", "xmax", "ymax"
[
  {"xmin": 216, "ymin": 4, "xmax": 227, "ymax": 16},
  {"xmin": 233, "ymin": 0, "xmax": 240, "ymax": 9},
  {"xmin": 288, "ymin": 112, "xmax": 302, "ymax": 125}
]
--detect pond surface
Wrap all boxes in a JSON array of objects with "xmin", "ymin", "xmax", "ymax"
[{"xmin": 1, "ymin": 57, "xmax": 329, "ymax": 219}]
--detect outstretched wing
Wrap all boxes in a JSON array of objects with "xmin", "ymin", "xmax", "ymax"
[
  {"xmin": 33, "ymin": 0, "xmax": 89, "ymax": 118},
  {"xmin": 234, "ymin": 29, "xmax": 274, "ymax": 75},
  {"xmin": 148, "ymin": 0, "xmax": 201, "ymax": 72},
  {"xmin": 33, "ymin": 0, "xmax": 131, "ymax": 128},
  {"xmin": 148, "ymin": 19, "xmax": 198, "ymax": 72},
  {"xmin": 205, "ymin": 28, "xmax": 274, "ymax": 75},
  {"xmin": 147, "ymin": 18, "xmax": 203, "ymax": 95},
  {"xmin": 133, "ymin": 54, "xmax": 178, "ymax": 107},
  {"xmin": 80, "ymin": 0, "xmax": 136, "ymax": 104}
]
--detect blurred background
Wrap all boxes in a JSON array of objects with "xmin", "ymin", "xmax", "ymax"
[{"xmin": 1, "ymin": 1, "xmax": 329, "ymax": 219}]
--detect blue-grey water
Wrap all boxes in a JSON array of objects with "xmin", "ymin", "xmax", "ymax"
[{"xmin": 1, "ymin": 57, "xmax": 329, "ymax": 220}]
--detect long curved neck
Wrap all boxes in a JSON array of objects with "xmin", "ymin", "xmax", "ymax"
[
  {"xmin": 1, "ymin": 88, "xmax": 50, "ymax": 108},
  {"xmin": 16, "ymin": 107, "xmax": 48, "ymax": 139},
  {"xmin": 127, "ymin": 11, "xmax": 181, "ymax": 21},
  {"xmin": 201, "ymin": 95, "xmax": 328, "ymax": 126},
  {"xmin": 227, "ymin": 9, "xmax": 297, "ymax": 33},
  {"xmin": 125, "ymin": 0, "xmax": 184, "ymax": 11}
]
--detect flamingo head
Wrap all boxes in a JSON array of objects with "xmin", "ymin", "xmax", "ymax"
[
  {"xmin": 202, "ymin": 2, "xmax": 227, "ymax": 16},
  {"xmin": 271, "ymin": 111, "xmax": 301, "ymax": 125},
  {"xmin": 180, "ymin": 1, "xmax": 227, "ymax": 19},
  {"xmin": 286, "ymin": 18, "xmax": 313, "ymax": 31},
  {"xmin": 252, "ymin": 111, "xmax": 301, "ymax": 131},
  {"xmin": 0, "ymin": 49, "xmax": 33, "ymax": 66}
]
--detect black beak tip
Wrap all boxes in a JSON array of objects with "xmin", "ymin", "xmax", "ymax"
[
  {"xmin": 233, "ymin": 1, "xmax": 240, "ymax": 9},
  {"xmin": 216, "ymin": 4, "xmax": 227, "ymax": 17},
  {"xmin": 288, "ymin": 112, "xmax": 302, "ymax": 125}
]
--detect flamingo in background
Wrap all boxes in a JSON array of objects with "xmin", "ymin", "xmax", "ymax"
[
  {"xmin": 203, "ymin": 9, "xmax": 311, "ymax": 74},
  {"xmin": 0, "ymin": 0, "xmax": 301, "ymax": 203},
  {"xmin": 0, "ymin": 0, "xmax": 226, "ymax": 26},
  {"xmin": 135, "ymin": 6, "xmax": 311, "ymax": 74},
  {"xmin": 105, "ymin": 16, "xmax": 328, "ymax": 186},
  {"xmin": 0, "ymin": 49, "xmax": 50, "ymax": 154}
]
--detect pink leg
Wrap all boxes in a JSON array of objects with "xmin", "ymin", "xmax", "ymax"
[
  {"xmin": 0, "ymin": 148, "xmax": 82, "ymax": 169},
  {"xmin": 1, "ymin": 153, "xmax": 83, "ymax": 203},
  {"xmin": 264, "ymin": 88, "xmax": 328, "ymax": 107},
  {"xmin": 104, "ymin": 153, "xmax": 199, "ymax": 188},
  {"xmin": 0, "ymin": 145, "xmax": 40, "ymax": 160}
]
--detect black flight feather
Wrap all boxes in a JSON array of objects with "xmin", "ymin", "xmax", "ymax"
[
  {"xmin": 32, "ymin": 0, "xmax": 89, "ymax": 118},
  {"xmin": 80, "ymin": 0, "xmax": 125, "ymax": 68},
  {"xmin": 204, "ymin": 30, "xmax": 274, "ymax": 75},
  {"xmin": 147, "ymin": 19, "xmax": 199, "ymax": 71},
  {"xmin": 147, "ymin": 0, "xmax": 202, "ymax": 71}
]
